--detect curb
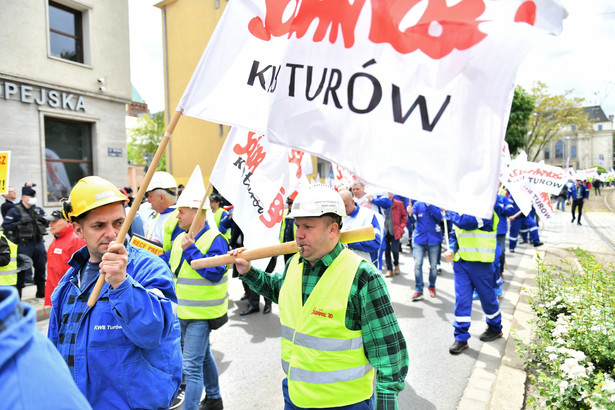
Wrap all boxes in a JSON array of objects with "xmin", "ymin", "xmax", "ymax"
[{"xmin": 457, "ymin": 246, "xmax": 538, "ymax": 410}]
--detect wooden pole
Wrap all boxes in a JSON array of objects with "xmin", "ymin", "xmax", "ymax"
[
  {"xmin": 87, "ymin": 110, "xmax": 183, "ymax": 307},
  {"xmin": 191, "ymin": 225, "xmax": 375, "ymax": 270},
  {"xmin": 187, "ymin": 184, "xmax": 213, "ymax": 238}
]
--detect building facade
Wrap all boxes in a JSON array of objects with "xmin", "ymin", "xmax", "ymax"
[
  {"xmin": 0, "ymin": 0, "xmax": 131, "ymax": 207},
  {"xmin": 540, "ymin": 106, "xmax": 614, "ymax": 171}
]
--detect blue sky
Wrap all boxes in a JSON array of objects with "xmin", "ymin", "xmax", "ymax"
[{"xmin": 129, "ymin": 0, "xmax": 615, "ymax": 117}]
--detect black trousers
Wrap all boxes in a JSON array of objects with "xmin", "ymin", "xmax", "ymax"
[
  {"xmin": 571, "ymin": 199, "xmax": 584, "ymax": 222},
  {"xmin": 17, "ymin": 240, "xmax": 47, "ymax": 297}
]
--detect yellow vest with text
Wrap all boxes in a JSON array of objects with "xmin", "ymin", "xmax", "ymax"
[
  {"xmin": 213, "ymin": 208, "xmax": 231, "ymax": 240},
  {"xmin": 0, "ymin": 234, "xmax": 18, "ymax": 286},
  {"xmin": 169, "ymin": 228, "xmax": 228, "ymax": 320},
  {"xmin": 279, "ymin": 249, "xmax": 374, "ymax": 408},
  {"xmin": 454, "ymin": 213, "xmax": 499, "ymax": 263}
]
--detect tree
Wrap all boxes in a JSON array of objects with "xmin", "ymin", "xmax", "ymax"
[
  {"xmin": 526, "ymin": 82, "xmax": 591, "ymax": 162},
  {"xmin": 127, "ymin": 111, "xmax": 166, "ymax": 171},
  {"xmin": 505, "ymin": 86, "xmax": 535, "ymax": 156}
]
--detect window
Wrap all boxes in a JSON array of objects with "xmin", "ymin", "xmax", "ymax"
[
  {"xmin": 571, "ymin": 146, "xmax": 577, "ymax": 158},
  {"xmin": 45, "ymin": 117, "xmax": 92, "ymax": 202},
  {"xmin": 49, "ymin": 1, "xmax": 83, "ymax": 63},
  {"xmin": 544, "ymin": 147, "xmax": 550, "ymax": 160},
  {"xmin": 598, "ymin": 124, "xmax": 603, "ymax": 131},
  {"xmin": 555, "ymin": 140, "xmax": 564, "ymax": 159},
  {"xmin": 571, "ymin": 124, "xmax": 576, "ymax": 131}
]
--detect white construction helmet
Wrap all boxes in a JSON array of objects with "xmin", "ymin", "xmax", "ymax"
[
  {"xmin": 289, "ymin": 184, "xmax": 346, "ymax": 218},
  {"xmin": 176, "ymin": 165, "xmax": 210, "ymax": 210},
  {"xmin": 146, "ymin": 171, "xmax": 177, "ymax": 192}
]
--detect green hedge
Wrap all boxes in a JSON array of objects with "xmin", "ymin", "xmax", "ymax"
[{"xmin": 517, "ymin": 249, "xmax": 615, "ymax": 409}]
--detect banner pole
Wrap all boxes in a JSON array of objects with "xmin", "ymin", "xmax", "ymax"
[
  {"xmin": 188, "ymin": 183, "xmax": 213, "ymax": 238},
  {"xmin": 87, "ymin": 110, "xmax": 183, "ymax": 307}
]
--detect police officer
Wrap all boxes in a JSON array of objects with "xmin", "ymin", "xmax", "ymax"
[
  {"xmin": 444, "ymin": 211, "xmax": 503, "ymax": 355},
  {"xmin": 230, "ymin": 184, "xmax": 408, "ymax": 409},
  {"xmin": 2, "ymin": 186, "xmax": 48, "ymax": 298}
]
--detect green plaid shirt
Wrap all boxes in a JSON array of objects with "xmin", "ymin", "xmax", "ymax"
[{"xmin": 241, "ymin": 242, "xmax": 408, "ymax": 410}]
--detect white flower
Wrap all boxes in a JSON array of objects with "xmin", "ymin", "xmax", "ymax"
[
  {"xmin": 546, "ymin": 345, "xmax": 556, "ymax": 352},
  {"xmin": 568, "ymin": 349, "xmax": 586, "ymax": 361},
  {"xmin": 548, "ymin": 353, "xmax": 558, "ymax": 361},
  {"xmin": 559, "ymin": 380, "xmax": 569, "ymax": 394},
  {"xmin": 603, "ymin": 378, "xmax": 615, "ymax": 392},
  {"xmin": 562, "ymin": 358, "xmax": 587, "ymax": 379}
]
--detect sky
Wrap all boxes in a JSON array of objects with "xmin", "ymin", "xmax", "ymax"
[{"xmin": 129, "ymin": 0, "xmax": 615, "ymax": 117}]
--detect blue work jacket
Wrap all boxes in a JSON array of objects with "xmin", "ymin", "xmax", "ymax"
[
  {"xmin": 410, "ymin": 202, "xmax": 443, "ymax": 246},
  {"xmin": 48, "ymin": 244, "xmax": 182, "ymax": 409}
]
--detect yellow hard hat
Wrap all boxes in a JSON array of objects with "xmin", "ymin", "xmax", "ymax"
[{"xmin": 62, "ymin": 176, "xmax": 128, "ymax": 221}]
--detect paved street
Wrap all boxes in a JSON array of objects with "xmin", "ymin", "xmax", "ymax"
[{"xmin": 28, "ymin": 187, "xmax": 615, "ymax": 409}]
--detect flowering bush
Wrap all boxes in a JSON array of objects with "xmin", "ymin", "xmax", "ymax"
[{"xmin": 517, "ymin": 250, "xmax": 615, "ymax": 409}]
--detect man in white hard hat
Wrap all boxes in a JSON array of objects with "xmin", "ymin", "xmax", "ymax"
[
  {"xmin": 48, "ymin": 176, "xmax": 182, "ymax": 409},
  {"xmin": 145, "ymin": 171, "xmax": 183, "ymax": 251},
  {"xmin": 161, "ymin": 166, "xmax": 228, "ymax": 410},
  {"xmin": 230, "ymin": 184, "xmax": 408, "ymax": 409}
]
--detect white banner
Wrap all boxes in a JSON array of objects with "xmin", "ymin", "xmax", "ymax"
[
  {"xmin": 179, "ymin": 0, "xmax": 566, "ymax": 218},
  {"xmin": 532, "ymin": 191, "xmax": 554, "ymax": 221},
  {"xmin": 209, "ymin": 127, "xmax": 310, "ymax": 265},
  {"xmin": 577, "ymin": 167, "xmax": 599, "ymax": 180},
  {"xmin": 505, "ymin": 155, "xmax": 567, "ymax": 196}
]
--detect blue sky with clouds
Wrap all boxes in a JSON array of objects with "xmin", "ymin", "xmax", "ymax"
[{"xmin": 130, "ymin": 0, "xmax": 615, "ymax": 117}]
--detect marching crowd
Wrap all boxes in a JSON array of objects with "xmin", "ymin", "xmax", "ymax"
[{"xmin": 0, "ymin": 171, "xmax": 601, "ymax": 409}]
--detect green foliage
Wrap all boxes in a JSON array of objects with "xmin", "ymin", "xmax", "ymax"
[
  {"xmin": 588, "ymin": 166, "xmax": 608, "ymax": 175},
  {"xmin": 127, "ymin": 111, "xmax": 166, "ymax": 171},
  {"xmin": 526, "ymin": 82, "xmax": 592, "ymax": 162},
  {"xmin": 505, "ymin": 86, "xmax": 535, "ymax": 156},
  {"xmin": 517, "ymin": 251, "xmax": 615, "ymax": 408}
]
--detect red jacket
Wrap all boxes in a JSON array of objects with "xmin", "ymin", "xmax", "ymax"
[
  {"xmin": 391, "ymin": 199, "xmax": 408, "ymax": 240},
  {"xmin": 44, "ymin": 225, "xmax": 86, "ymax": 306}
]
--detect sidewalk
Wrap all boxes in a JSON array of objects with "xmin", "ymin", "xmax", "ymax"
[{"xmin": 481, "ymin": 188, "xmax": 615, "ymax": 410}]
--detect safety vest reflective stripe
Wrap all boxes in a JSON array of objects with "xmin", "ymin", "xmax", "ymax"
[
  {"xmin": 176, "ymin": 276, "xmax": 229, "ymax": 286},
  {"xmin": 281, "ymin": 359, "xmax": 373, "ymax": 384},
  {"xmin": 281, "ymin": 324, "xmax": 364, "ymax": 351},
  {"xmin": 454, "ymin": 316, "xmax": 472, "ymax": 323},
  {"xmin": 457, "ymin": 247, "xmax": 496, "ymax": 254},
  {"xmin": 177, "ymin": 295, "xmax": 229, "ymax": 307},
  {"xmin": 457, "ymin": 232, "xmax": 494, "ymax": 239}
]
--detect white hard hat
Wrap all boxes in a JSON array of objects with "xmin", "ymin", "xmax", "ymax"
[
  {"xmin": 146, "ymin": 171, "xmax": 177, "ymax": 192},
  {"xmin": 289, "ymin": 184, "xmax": 345, "ymax": 218},
  {"xmin": 176, "ymin": 166, "xmax": 210, "ymax": 210}
]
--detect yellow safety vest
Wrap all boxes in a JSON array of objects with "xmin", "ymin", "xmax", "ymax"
[
  {"xmin": 162, "ymin": 209, "xmax": 180, "ymax": 252},
  {"xmin": 213, "ymin": 208, "xmax": 231, "ymax": 240},
  {"xmin": 279, "ymin": 249, "xmax": 374, "ymax": 408},
  {"xmin": 0, "ymin": 233, "xmax": 18, "ymax": 286},
  {"xmin": 169, "ymin": 228, "xmax": 229, "ymax": 320},
  {"xmin": 454, "ymin": 212, "xmax": 499, "ymax": 263},
  {"xmin": 278, "ymin": 209, "xmax": 297, "ymax": 243}
]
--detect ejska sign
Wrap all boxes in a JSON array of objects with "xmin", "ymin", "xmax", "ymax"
[{"xmin": 1, "ymin": 81, "xmax": 86, "ymax": 112}]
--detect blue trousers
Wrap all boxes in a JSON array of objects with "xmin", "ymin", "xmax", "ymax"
[
  {"xmin": 180, "ymin": 319, "xmax": 220, "ymax": 410},
  {"xmin": 509, "ymin": 217, "xmax": 539, "ymax": 250},
  {"xmin": 413, "ymin": 243, "xmax": 439, "ymax": 292},
  {"xmin": 282, "ymin": 378, "xmax": 374, "ymax": 409},
  {"xmin": 453, "ymin": 260, "xmax": 502, "ymax": 342}
]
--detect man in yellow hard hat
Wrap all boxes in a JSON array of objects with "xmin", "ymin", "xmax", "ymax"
[
  {"xmin": 47, "ymin": 176, "xmax": 182, "ymax": 409},
  {"xmin": 162, "ymin": 166, "xmax": 228, "ymax": 410},
  {"xmin": 230, "ymin": 184, "xmax": 408, "ymax": 410}
]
